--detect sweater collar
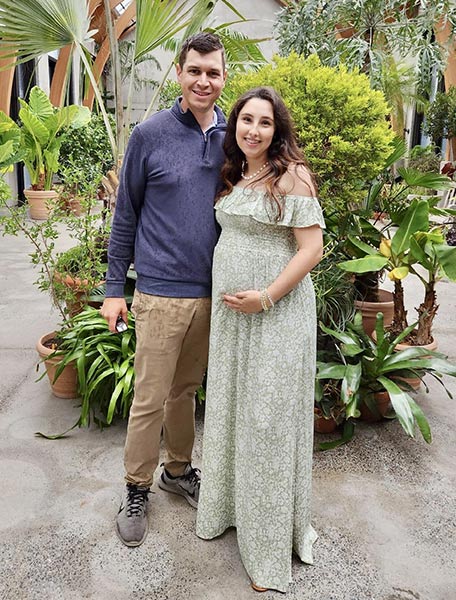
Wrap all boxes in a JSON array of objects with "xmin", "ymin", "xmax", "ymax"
[{"xmin": 171, "ymin": 97, "xmax": 226, "ymax": 128}]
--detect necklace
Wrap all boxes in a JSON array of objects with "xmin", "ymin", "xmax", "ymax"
[{"xmin": 241, "ymin": 161, "xmax": 269, "ymax": 181}]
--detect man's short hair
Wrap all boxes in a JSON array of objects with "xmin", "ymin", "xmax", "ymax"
[{"xmin": 178, "ymin": 32, "xmax": 225, "ymax": 70}]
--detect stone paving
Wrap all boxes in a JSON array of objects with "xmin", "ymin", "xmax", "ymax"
[{"xmin": 1, "ymin": 223, "xmax": 455, "ymax": 600}]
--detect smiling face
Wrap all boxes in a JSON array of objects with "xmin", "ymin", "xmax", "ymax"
[
  {"xmin": 235, "ymin": 98, "xmax": 275, "ymax": 166},
  {"xmin": 176, "ymin": 48, "xmax": 226, "ymax": 116}
]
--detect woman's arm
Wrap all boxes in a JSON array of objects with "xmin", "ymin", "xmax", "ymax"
[
  {"xmin": 223, "ymin": 224, "xmax": 323, "ymax": 314},
  {"xmin": 224, "ymin": 165, "xmax": 323, "ymax": 314}
]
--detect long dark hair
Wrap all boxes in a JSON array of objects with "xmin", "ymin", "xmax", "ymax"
[{"xmin": 219, "ymin": 87, "xmax": 316, "ymax": 220}]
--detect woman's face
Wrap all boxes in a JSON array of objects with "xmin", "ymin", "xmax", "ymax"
[{"xmin": 235, "ymin": 97, "xmax": 275, "ymax": 164}]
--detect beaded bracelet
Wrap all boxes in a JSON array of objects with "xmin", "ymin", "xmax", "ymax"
[
  {"xmin": 265, "ymin": 290, "xmax": 274, "ymax": 308},
  {"xmin": 260, "ymin": 289, "xmax": 274, "ymax": 312}
]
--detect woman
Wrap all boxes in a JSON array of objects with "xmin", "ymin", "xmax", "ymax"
[{"xmin": 196, "ymin": 87, "xmax": 325, "ymax": 593}]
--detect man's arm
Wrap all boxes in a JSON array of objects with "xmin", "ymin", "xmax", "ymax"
[{"xmin": 101, "ymin": 126, "xmax": 147, "ymax": 332}]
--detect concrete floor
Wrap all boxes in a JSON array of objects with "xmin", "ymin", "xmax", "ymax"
[{"xmin": 1, "ymin": 222, "xmax": 456, "ymax": 600}]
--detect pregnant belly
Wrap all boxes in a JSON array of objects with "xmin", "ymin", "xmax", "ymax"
[{"xmin": 212, "ymin": 241, "xmax": 290, "ymax": 295}]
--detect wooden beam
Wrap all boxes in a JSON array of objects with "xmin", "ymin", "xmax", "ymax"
[
  {"xmin": 434, "ymin": 18, "xmax": 456, "ymax": 160},
  {"xmin": 83, "ymin": 2, "xmax": 136, "ymax": 109},
  {"xmin": 49, "ymin": 45, "xmax": 73, "ymax": 107},
  {"xmin": 435, "ymin": 18, "xmax": 456, "ymax": 90},
  {"xmin": 0, "ymin": 54, "xmax": 16, "ymax": 115}
]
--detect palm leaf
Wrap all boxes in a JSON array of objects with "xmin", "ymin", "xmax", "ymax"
[
  {"xmin": 0, "ymin": 0, "xmax": 91, "ymax": 65},
  {"xmin": 135, "ymin": 0, "xmax": 197, "ymax": 61},
  {"xmin": 397, "ymin": 167, "xmax": 453, "ymax": 191},
  {"xmin": 210, "ymin": 26, "xmax": 268, "ymax": 70}
]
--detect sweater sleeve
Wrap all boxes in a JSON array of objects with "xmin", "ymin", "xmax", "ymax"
[{"xmin": 105, "ymin": 126, "xmax": 147, "ymax": 297}]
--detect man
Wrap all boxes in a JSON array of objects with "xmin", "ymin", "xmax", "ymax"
[{"xmin": 101, "ymin": 32, "xmax": 227, "ymax": 547}]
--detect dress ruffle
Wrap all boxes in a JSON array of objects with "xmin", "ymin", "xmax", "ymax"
[{"xmin": 215, "ymin": 186, "xmax": 326, "ymax": 229}]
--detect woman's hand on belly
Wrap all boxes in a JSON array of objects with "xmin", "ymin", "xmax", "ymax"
[{"xmin": 223, "ymin": 290, "xmax": 263, "ymax": 314}]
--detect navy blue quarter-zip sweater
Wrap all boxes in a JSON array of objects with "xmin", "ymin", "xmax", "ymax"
[{"xmin": 105, "ymin": 98, "xmax": 226, "ymax": 298}]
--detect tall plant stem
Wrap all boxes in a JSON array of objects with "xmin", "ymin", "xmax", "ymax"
[
  {"xmin": 103, "ymin": 0, "xmax": 124, "ymax": 162},
  {"xmin": 389, "ymin": 279, "xmax": 408, "ymax": 337},
  {"xmin": 415, "ymin": 282, "xmax": 438, "ymax": 346},
  {"xmin": 124, "ymin": 55, "xmax": 136, "ymax": 144},
  {"xmin": 7, "ymin": 209, "xmax": 66, "ymax": 321},
  {"xmin": 76, "ymin": 44, "xmax": 117, "ymax": 166},
  {"xmin": 143, "ymin": 60, "xmax": 175, "ymax": 121}
]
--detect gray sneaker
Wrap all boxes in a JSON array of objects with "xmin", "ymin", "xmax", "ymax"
[
  {"xmin": 116, "ymin": 483, "xmax": 150, "ymax": 547},
  {"xmin": 158, "ymin": 464, "xmax": 200, "ymax": 508}
]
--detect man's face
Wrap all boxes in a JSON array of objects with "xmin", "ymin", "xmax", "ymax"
[{"xmin": 176, "ymin": 49, "xmax": 227, "ymax": 115}]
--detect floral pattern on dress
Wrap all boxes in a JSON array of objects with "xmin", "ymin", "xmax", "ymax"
[{"xmin": 196, "ymin": 186, "xmax": 325, "ymax": 592}]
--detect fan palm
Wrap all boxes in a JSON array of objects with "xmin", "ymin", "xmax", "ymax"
[{"xmin": 0, "ymin": 0, "xmax": 267, "ymax": 164}]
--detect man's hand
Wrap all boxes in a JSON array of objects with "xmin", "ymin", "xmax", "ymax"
[
  {"xmin": 223, "ymin": 290, "xmax": 263, "ymax": 314},
  {"xmin": 100, "ymin": 297, "xmax": 128, "ymax": 333}
]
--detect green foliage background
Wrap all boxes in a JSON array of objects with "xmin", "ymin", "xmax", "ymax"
[
  {"xmin": 221, "ymin": 54, "xmax": 394, "ymax": 214},
  {"xmin": 59, "ymin": 113, "xmax": 115, "ymax": 180}
]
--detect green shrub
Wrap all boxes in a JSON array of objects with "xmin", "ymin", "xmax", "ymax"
[
  {"xmin": 0, "ymin": 178, "xmax": 12, "ymax": 204},
  {"xmin": 59, "ymin": 113, "xmax": 115, "ymax": 180},
  {"xmin": 157, "ymin": 81, "xmax": 181, "ymax": 111},
  {"xmin": 221, "ymin": 53, "xmax": 394, "ymax": 214},
  {"xmin": 408, "ymin": 144, "xmax": 441, "ymax": 174}
]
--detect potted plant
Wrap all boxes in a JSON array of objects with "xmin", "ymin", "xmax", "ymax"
[
  {"xmin": 314, "ymin": 379, "xmax": 345, "ymax": 433},
  {"xmin": 41, "ymin": 307, "xmax": 137, "ymax": 431},
  {"xmin": 424, "ymin": 86, "xmax": 456, "ymax": 163},
  {"xmin": 0, "ymin": 86, "xmax": 91, "ymax": 219},
  {"xmin": 36, "ymin": 330, "xmax": 78, "ymax": 399},
  {"xmin": 53, "ymin": 164, "xmax": 111, "ymax": 315},
  {"xmin": 408, "ymin": 144, "xmax": 441, "ymax": 176},
  {"xmin": 338, "ymin": 195, "xmax": 456, "ymax": 346},
  {"xmin": 316, "ymin": 312, "xmax": 456, "ymax": 444},
  {"xmin": 0, "ymin": 111, "xmax": 24, "ymax": 175}
]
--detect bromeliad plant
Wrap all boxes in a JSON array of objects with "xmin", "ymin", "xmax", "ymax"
[{"xmin": 317, "ymin": 312, "xmax": 456, "ymax": 445}]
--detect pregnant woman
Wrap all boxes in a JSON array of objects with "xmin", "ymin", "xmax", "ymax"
[{"xmin": 196, "ymin": 86, "xmax": 325, "ymax": 593}]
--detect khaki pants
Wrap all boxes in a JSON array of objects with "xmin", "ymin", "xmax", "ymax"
[{"xmin": 124, "ymin": 291, "xmax": 211, "ymax": 487}]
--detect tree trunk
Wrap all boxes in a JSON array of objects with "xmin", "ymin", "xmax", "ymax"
[
  {"xmin": 415, "ymin": 286, "xmax": 438, "ymax": 345},
  {"xmin": 389, "ymin": 280, "xmax": 408, "ymax": 337}
]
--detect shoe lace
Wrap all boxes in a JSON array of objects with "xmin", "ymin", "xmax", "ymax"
[
  {"xmin": 126, "ymin": 485, "xmax": 150, "ymax": 517},
  {"xmin": 181, "ymin": 466, "xmax": 201, "ymax": 488}
]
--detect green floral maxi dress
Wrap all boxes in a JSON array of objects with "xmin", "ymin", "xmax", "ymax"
[{"xmin": 196, "ymin": 186, "xmax": 326, "ymax": 593}]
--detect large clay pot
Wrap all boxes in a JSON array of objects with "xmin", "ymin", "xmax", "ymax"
[
  {"xmin": 354, "ymin": 288, "xmax": 394, "ymax": 336},
  {"xmin": 372, "ymin": 331, "xmax": 438, "ymax": 391},
  {"xmin": 24, "ymin": 188, "xmax": 59, "ymax": 220},
  {"xmin": 359, "ymin": 391, "xmax": 390, "ymax": 422},
  {"xmin": 393, "ymin": 337, "xmax": 438, "ymax": 390},
  {"xmin": 36, "ymin": 332, "xmax": 78, "ymax": 399}
]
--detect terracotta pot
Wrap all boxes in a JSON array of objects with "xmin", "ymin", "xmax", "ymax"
[
  {"xmin": 391, "ymin": 374, "xmax": 422, "ymax": 391},
  {"xmin": 359, "ymin": 391, "xmax": 390, "ymax": 422},
  {"xmin": 372, "ymin": 331, "xmax": 438, "ymax": 390},
  {"xmin": 36, "ymin": 332, "xmax": 78, "ymax": 399},
  {"xmin": 354, "ymin": 288, "xmax": 394, "ymax": 336},
  {"xmin": 54, "ymin": 271, "xmax": 105, "ymax": 317},
  {"xmin": 314, "ymin": 416, "xmax": 338, "ymax": 434},
  {"xmin": 394, "ymin": 337, "xmax": 437, "ymax": 390},
  {"xmin": 394, "ymin": 337, "xmax": 438, "ymax": 353},
  {"xmin": 24, "ymin": 188, "xmax": 58, "ymax": 220},
  {"xmin": 314, "ymin": 409, "xmax": 338, "ymax": 433},
  {"xmin": 67, "ymin": 195, "xmax": 83, "ymax": 216}
]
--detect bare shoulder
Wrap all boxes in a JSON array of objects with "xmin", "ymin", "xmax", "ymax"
[{"xmin": 280, "ymin": 164, "xmax": 317, "ymax": 197}]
